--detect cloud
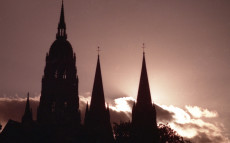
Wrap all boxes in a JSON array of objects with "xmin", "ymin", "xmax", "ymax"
[
  {"xmin": 158, "ymin": 104, "xmax": 190, "ymax": 124},
  {"xmin": 109, "ymin": 97, "xmax": 135, "ymax": 112},
  {"xmin": 185, "ymin": 105, "xmax": 218, "ymax": 118},
  {"xmin": 157, "ymin": 104, "xmax": 230, "ymax": 143},
  {"xmin": 0, "ymin": 94, "xmax": 229, "ymax": 143},
  {"xmin": 155, "ymin": 104, "xmax": 174, "ymax": 122},
  {"xmin": 0, "ymin": 94, "xmax": 40, "ymax": 128}
]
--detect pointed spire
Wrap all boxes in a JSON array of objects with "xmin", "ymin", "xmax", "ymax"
[
  {"xmin": 90, "ymin": 52, "xmax": 105, "ymax": 111},
  {"xmin": 136, "ymin": 46, "xmax": 152, "ymax": 106},
  {"xmin": 59, "ymin": 0, "xmax": 66, "ymax": 29},
  {"xmin": 25, "ymin": 93, "xmax": 30, "ymax": 113},
  {"xmin": 22, "ymin": 93, "xmax": 33, "ymax": 123},
  {"xmin": 56, "ymin": 0, "xmax": 67, "ymax": 39}
]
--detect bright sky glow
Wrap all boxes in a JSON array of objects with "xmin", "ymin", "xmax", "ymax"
[
  {"xmin": 109, "ymin": 97, "xmax": 135, "ymax": 112},
  {"xmin": 186, "ymin": 105, "xmax": 218, "ymax": 118},
  {"xmin": 169, "ymin": 122, "xmax": 197, "ymax": 138}
]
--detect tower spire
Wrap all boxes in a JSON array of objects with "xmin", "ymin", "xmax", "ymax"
[
  {"xmin": 56, "ymin": 0, "xmax": 67, "ymax": 39},
  {"xmin": 84, "ymin": 51, "xmax": 114, "ymax": 143},
  {"xmin": 136, "ymin": 45, "xmax": 152, "ymax": 106},
  {"xmin": 22, "ymin": 92, "xmax": 33, "ymax": 123},
  {"xmin": 90, "ymin": 52, "xmax": 105, "ymax": 111},
  {"xmin": 25, "ymin": 93, "xmax": 30, "ymax": 113},
  {"xmin": 131, "ymin": 45, "xmax": 159, "ymax": 143}
]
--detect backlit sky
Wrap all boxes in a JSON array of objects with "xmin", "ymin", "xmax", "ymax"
[{"xmin": 1, "ymin": 0, "xmax": 230, "ymax": 142}]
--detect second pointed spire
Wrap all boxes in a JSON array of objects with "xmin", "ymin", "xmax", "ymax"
[{"xmin": 57, "ymin": 0, "xmax": 67, "ymax": 39}]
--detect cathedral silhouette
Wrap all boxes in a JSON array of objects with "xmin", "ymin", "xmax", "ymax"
[{"xmin": 0, "ymin": 1, "xmax": 159, "ymax": 143}]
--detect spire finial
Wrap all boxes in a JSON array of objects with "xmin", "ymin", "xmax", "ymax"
[
  {"xmin": 142, "ymin": 43, "xmax": 145, "ymax": 55},
  {"xmin": 97, "ymin": 46, "xmax": 101, "ymax": 56}
]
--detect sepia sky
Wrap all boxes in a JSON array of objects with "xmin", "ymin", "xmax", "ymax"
[{"xmin": 1, "ymin": 0, "xmax": 230, "ymax": 142}]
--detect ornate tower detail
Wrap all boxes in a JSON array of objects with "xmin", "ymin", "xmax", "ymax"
[
  {"xmin": 22, "ymin": 93, "xmax": 33, "ymax": 124},
  {"xmin": 84, "ymin": 53, "xmax": 114, "ymax": 143},
  {"xmin": 131, "ymin": 49, "xmax": 159, "ymax": 143},
  {"xmin": 37, "ymin": 1, "xmax": 80, "ymax": 127}
]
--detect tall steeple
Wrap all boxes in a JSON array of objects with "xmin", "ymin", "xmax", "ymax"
[
  {"xmin": 56, "ymin": 0, "xmax": 67, "ymax": 39},
  {"xmin": 22, "ymin": 93, "xmax": 33, "ymax": 124},
  {"xmin": 90, "ymin": 54, "xmax": 106, "ymax": 112},
  {"xmin": 136, "ymin": 51, "xmax": 152, "ymax": 106},
  {"xmin": 131, "ymin": 45, "xmax": 159, "ymax": 143},
  {"xmin": 84, "ymin": 49, "xmax": 114, "ymax": 143}
]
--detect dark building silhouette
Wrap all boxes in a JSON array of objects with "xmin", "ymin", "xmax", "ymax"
[
  {"xmin": 84, "ymin": 54, "xmax": 114, "ymax": 143},
  {"xmin": 0, "ymin": 1, "xmax": 160, "ymax": 143},
  {"xmin": 0, "ymin": 93, "xmax": 40, "ymax": 143},
  {"xmin": 131, "ymin": 51, "xmax": 159, "ymax": 143},
  {"xmin": 37, "ymin": 1, "xmax": 80, "ymax": 126},
  {"xmin": 36, "ymin": 1, "xmax": 82, "ymax": 142}
]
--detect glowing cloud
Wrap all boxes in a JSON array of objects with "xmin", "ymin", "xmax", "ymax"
[
  {"xmin": 109, "ymin": 97, "xmax": 135, "ymax": 112},
  {"xmin": 157, "ymin": 104, "xmax": 229, "ymax": 143},
  {"xmin": 79, "ymin": 94, "xmax": 91, "ymax": 104},
  {"xmin": 185, "ymin": 105, "xmax": 218, "ymax": 118},
  {"xmin": 159, "ymin": 104, "xmax": 191, "ymax": 124}
]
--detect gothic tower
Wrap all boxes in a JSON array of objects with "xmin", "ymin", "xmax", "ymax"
[
  {"xmin": 131, "ymin": 49, "xmax": 159, "ymax": 143},
  {"xmin": 37, "ymin": 1, "xmax": 80, "ymax": 127},
  {"xmin": 84, "ymin": 52, "xmax": 114, "ymax": 143}
]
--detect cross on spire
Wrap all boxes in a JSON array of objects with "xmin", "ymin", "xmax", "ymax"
[
  {"xmin": 142, "ymin": 43, "xmax": 145, "ymax": 55},
  {"xmin": 97, "ymin": 46, "xmax": 101, "ymax": 56}
]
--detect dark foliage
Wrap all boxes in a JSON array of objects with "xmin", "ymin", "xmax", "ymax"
[
  {"xmin": 113, "ymin": 122, "xmax": 192, "ymax": 143},
  {"xmin": 114, "ymin": 121, "xmax": 132, "ymax": 143},
  {"xmin": 158, "ymin": 123, "xmax": 192, "ymax": 143}
]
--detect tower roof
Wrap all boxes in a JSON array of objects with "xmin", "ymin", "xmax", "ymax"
[
  {"xmin": 56, "ymin": 0, "xmax": 67, "ymax": 39},
  {"xmin": 90, "ymin": 55, "xmax": 106, "ymax": 111},
  {"xmin": 136, "ymin": 53, "xmax": 152, "ymax": 105},
  {"xmin": 58, "ymin": 0, "xmax": 66, "ymax": 29}
]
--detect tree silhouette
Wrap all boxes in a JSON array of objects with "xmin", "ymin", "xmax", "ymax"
[
  {"xmin": 114, "ymin": 121, "xmax": 132, "ymax": 143},
  {"xmin": 113, "ymin": 122, "xmax": 192, "ymax": 143},
  {"xmin": 158, "ymin": 123, "xmax": 191, "ymax": 143}
]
